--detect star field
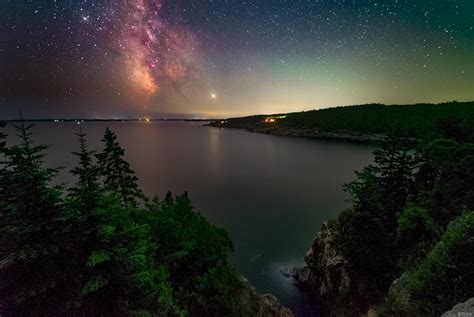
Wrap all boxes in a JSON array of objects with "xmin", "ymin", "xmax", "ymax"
[{"xmin": 1, "ymin": 0, "xmax": 473, "ymax": 118}]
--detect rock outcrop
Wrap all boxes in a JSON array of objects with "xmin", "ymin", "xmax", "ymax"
[
  {"xmin": 294, "ymin": 219, "xmax": 356, "ymax": 316},
  {"xmin": 386, "ymin": 273, "xmax": 412, "ymax": 308},
  {"xmin": 236, "ymin": 276, "xmax": 294, "ymax": 317},
  {"xmin": 442, "ymin": 298, "xmax": 474, "ymax": 317}
]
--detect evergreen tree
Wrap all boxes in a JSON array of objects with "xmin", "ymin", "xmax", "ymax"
[
  {"xmin": 96, "ymin": 127, "xmax": 143, "ymax": 206},
  {"xmin": 145, "ymin": 192, "xmax": 239, "ymax": 315},
  {"xmin": 72, "ymin": 195, "xmax": 168, "ymax": 315},
  {"xmin": 66, "ymin": 130, "xmax": 178, "ymax": 315},
  {"xmin": 340, "ymin": 134, "xmax": 417, "ymax": 307},
  {"xmin": 411, "ymin": 138, "xmax": 474, "ymax": 227},
  {"xmin": 59, "ymin": 129, "xmax": 104, "ymax": 311},
  {"xmin": 344, "ymin": 134, "xmax": 417, "ymax": 229},
  {"xmin": 373, "ymin": 134, "xmax": 417, "ymax": 225},
  {"xmin": 0, "ymin": 121, "xmax": 68, "ymax": 315},
  {"xmin": 69, "ymin": 128, "xmax": 102, "ymax": 212}
]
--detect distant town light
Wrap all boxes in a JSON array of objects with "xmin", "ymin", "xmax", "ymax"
[{"xmin": 263, "ymin": 115, "xmax": 286, "ymax": 123}]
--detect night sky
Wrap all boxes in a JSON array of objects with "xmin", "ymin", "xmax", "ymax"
[{"xmin": 1, "ymin": 0, "xmax": 473, "ymax": 119}]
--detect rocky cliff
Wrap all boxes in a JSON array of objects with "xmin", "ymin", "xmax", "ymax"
[
  {"xmin": 295, "ymin": 218, "xmax": 359, "ymax": 316},
  {"xmin": 236, "ymin": 276, "xmax": 294, "ymax": 317}
]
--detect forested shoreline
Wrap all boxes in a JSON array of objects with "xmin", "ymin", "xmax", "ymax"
[
  {"xmin": 209, "ymin": 101, "xmax": 474, "ymax": 142},
  {"xmin": 0, "ymin": 121, "xmax": 292, "ymax": 316}
]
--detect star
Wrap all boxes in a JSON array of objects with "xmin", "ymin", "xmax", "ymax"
[{"xmin": 1, "ymin": 0, "xmax": 473, "ymax": 116}]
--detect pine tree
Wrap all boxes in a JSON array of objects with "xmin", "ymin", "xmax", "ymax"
[
  {"xmin": 69, "ymin": 128, "xmax": 102, "ymax": 212},
  {"xmin": 0, "ymin": 120, "xmax": 68, "ymax": 315},
  {"xmin": 96, "ymin": 127, "xmax": 143, "ymax": 206}
]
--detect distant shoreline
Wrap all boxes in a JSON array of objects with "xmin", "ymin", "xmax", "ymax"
[
  {"xmin": 2, "ymin": 118, "xmax": 218, "ymax": 123},
  {"xmin": 207, "ymin": 123, "xmax": 384, "ymax": 143},
  {"xmin": 206, "ymin": 101, "xmax": 474, "ymax": 143}
]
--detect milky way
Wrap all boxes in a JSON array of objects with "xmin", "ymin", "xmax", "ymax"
[
  {"xmin": 119, "ymin": 0, "xmax": 199, "ymax": 97},
  {"xmin": 1, "ymin": 0, "xmax": 473, "ymax": 118}
]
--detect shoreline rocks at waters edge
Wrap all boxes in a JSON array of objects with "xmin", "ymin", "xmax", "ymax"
[
  {"xmin": 291, "ymin": 219, "xmax": 357, "ymax": 316},
  {"xmin": 291, "ymin": 223, "xmax": 474, "ymax": 317},
  {"xmin": 237, "ymin": 276, "xmax": 294, "ymax": 317},
  {"xmin": 207, "ymin": 121, "xmax": 385, "ymax": 143},
  {"xmin": 291, "ymin": 220, "xmax": 419, "ymax": 316}
]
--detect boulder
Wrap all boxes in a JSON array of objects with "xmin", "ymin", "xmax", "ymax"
[
  {"xmin": 442, "ymin": 298, "xmax": 474, "ymax": 317},
  {"xmin": 387, "ymin": 273, "xmax": 411, "ymax": 308}
]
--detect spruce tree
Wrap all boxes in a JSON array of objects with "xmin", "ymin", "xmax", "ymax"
[
  {"xmin": 58, "ymin": 129, "xmax": 104, "ymax": 311},
  {"xmin": 66, "ymin": 129, "xmax": 176, "ymax": 315},
  {"xmin": 340, "ymin": 133, "xmax": 417, "ymax": 307},
  {"xmin": 69, "ymin": 128, "xmax": 102, "ymax": 212},
  {"xmin": 0, "ymin": 121, "xmax": 68, "ymax": 315},
  {"xmin": 373, "ymin": 134, "xmax": 417, "ymax": 225},
  {"xmin": 96, "ymin": 127, "xmax": 143, "ymax": 206}
]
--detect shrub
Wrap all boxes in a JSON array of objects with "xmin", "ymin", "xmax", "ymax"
[{"xmin": 408, "ymin": 212, "xmax": 474, "ymax": 316}]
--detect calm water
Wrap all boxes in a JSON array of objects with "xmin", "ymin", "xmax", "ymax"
[{"xmin": 6, "ymin": 121, "xmax": 374, "ymax": 316}]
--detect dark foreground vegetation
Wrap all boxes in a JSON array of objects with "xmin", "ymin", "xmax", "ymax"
[
  {"xmin": 299, "ymin": 110, "xmax": 474, "ymax": 316},
  {"xmin": 210, "ymin": 101, "xmax": 474, "ymax": 142},
  {"xmin": 0, "ymin": 122, "xmax": 268, "ymax": 316}
]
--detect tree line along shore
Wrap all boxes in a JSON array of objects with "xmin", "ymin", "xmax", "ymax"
[{"xmin": 208, "ymin": 101, "xmax": 474, "ymax": 143}]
